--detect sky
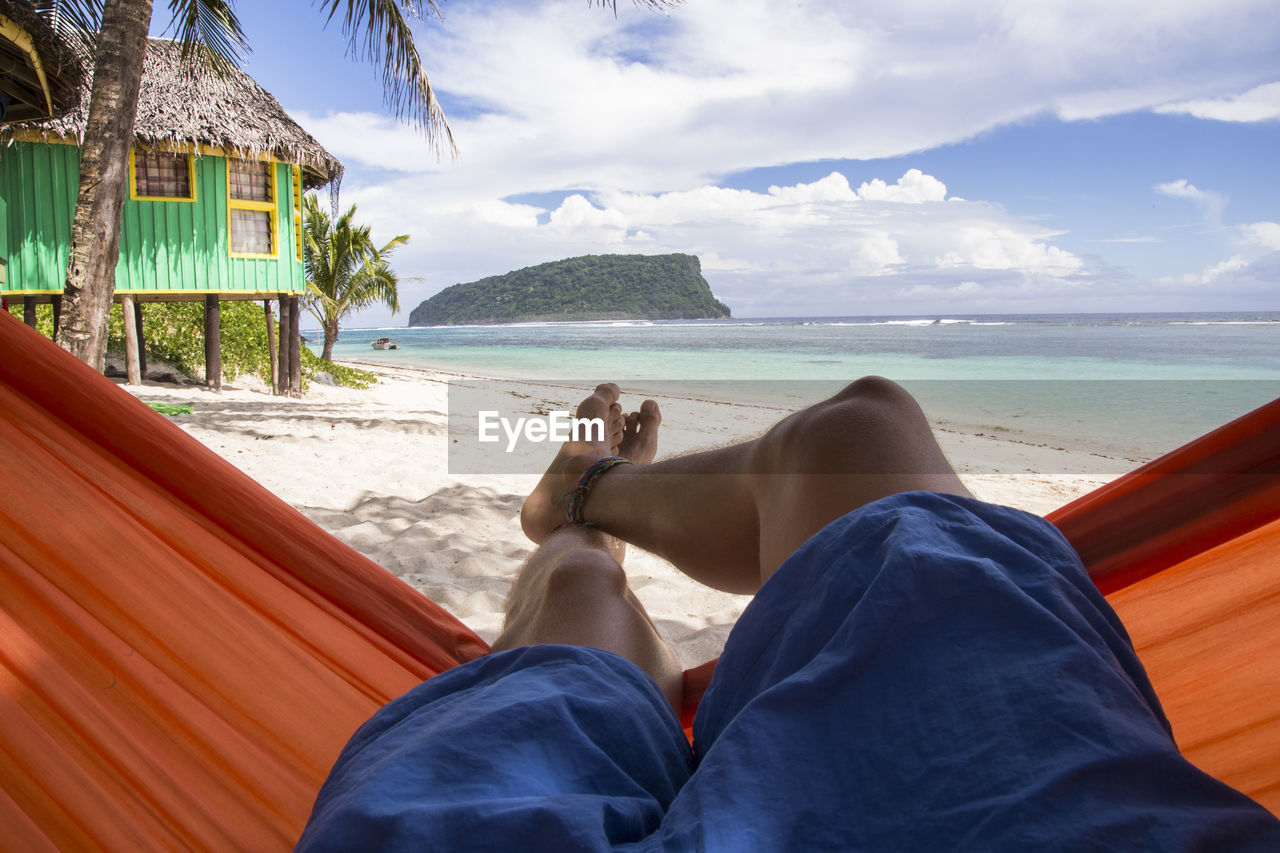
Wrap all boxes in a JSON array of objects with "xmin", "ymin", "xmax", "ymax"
[{"xmin": 163, "ymin": 0, "xmax": 1280, "ymax": 323}]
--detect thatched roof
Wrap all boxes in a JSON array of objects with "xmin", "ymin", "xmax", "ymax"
[
  {"xmin": 2, "ymin": 35, "xmax": 342, "ymax": 188},
  {"xmin": 0, "ymin": 0, "xmax": 85, "ymax": 121}
]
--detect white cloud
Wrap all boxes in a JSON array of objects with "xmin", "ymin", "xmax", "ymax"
[
  {"xmin": 1156, "ymin": 81, "xmax": 1280, "ymax": 122},
  {"xmin": 1154, "ymin": 178, "xmax": 1208, "ymax": 201},
  {"xmin": 1153, "ymin": 179, "xmax": 1227, "ymax": 224},
  {"xmin": 768, "ymin": 172, "xmax": 856, "ymax": 205},
  {"xmin": 854, "ymin": 170, "xmax": 948, "ymax": 203},
  {"xmin": 1154, "ymin": 252, "xmax": 1271, "ymax": 291},
  {"xmin": 1203, "ymin": 256, "xmax": 1250, "ymax": 280},
  {"xmin": 1238, "ymin": 222, "xmax": 1280, "ymax": 250},
  {"xmin": 547, "ymin": 195, "xmax": 626, "ymax": 231},
  {"xmin": 935, "ymin": 227, "xmax": 1082, "ymax": 276},
  {"xmin": 849, "ymin": 232, "xmax": 905, "ymax": 275}
]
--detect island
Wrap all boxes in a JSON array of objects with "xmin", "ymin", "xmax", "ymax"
[{"xmin": 408, "ymin": 253, "xmax": 732, "ymax": 326}]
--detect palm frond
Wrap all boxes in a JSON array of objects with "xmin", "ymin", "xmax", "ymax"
[
  {"xmin": 315, "ymin": 0, "xmax": 455, "ymax": 157},
  {"xmin": 589, "ymin": 0, "xmax": 684, "ymax": 14},
  {"xmin": 162, "ymin": 0, "xmax": 250, "ymax": 77},
  {"xmin": 376, "ymin": 232, "xmax": 410, "ymax": 256},
  {"xmin": 31, "ymin": 0, "xmax": 101, "ymax": 54},
  {"xmin": 346, "ymin": 258, "xmax": 401, "ymax": 314}
]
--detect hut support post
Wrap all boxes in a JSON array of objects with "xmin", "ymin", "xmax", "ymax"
[
  {"xmin": 204, "ymin": 295, "xmax": 221, "ymax": 392},
  {"xmin": 264, "ymin": 300, "xmax": 279, "ymax": 396},
  {"xmin": 288, "ymin": 294, "xmax": 301, "ymax": 396},
  {"xmin": 134, "ymin": 300, "xmax": 147, "ymax": 378},
  {"xmin": 51, "ymin": 297, "xmax": 61, "ymax": 342},
  {"xmin": 23, "ymin": 298, "xmax": 37, "ymax": 328},
  {"xmin": 276, "ymin": 295, "xmax": 290, "ymax": 396},
  {"xmin": 120, "ymin": 296, "xmax": 141, "ymax": 385}
]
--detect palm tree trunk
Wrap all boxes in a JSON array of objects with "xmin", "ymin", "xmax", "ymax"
[
  {"xmin": 57, "ymin": 0, "xmax": 153, "ymax": 371},
  {"xmin": 321, "ymin": 319, "xmax": 338, "ymax": 362}
]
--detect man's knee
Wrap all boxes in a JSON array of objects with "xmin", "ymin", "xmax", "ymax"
[
  {"xmin": 755, "ymin": 376, "xmax": 930, "ymax": 471},
  {"xmin": 543, "ymin": 549, "xmax": 628, "ymax": 601},
  {"xmin": 831, "ymin": 375, "xmax": 915, "ymax": 406}
]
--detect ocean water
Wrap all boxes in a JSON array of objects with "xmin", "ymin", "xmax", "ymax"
[{"xmin": 325, "ymin": 312, "xmax": 1280, "ymax": 463}]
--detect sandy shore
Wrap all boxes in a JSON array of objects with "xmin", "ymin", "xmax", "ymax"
[{"xmin": 119, "ymin": 364, "xmax": 1118, "ymax": 670}]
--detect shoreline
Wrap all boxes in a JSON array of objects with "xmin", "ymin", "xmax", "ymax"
[
  {"xmin": 119, "ymin": 361, "xmax": 1119, "ymax": 668},
  {"xmin": 340, "ymin": 358, "xmax": 1151, "ymax": 484}
]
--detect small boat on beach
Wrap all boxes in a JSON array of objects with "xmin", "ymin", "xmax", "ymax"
[{"xmin": 371, "ymin": 337, "xmax": 400, "ymax": 350}]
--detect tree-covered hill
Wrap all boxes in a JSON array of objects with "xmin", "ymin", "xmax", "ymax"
[{"xmin": 408, "ymin": 254, "xmax": 731, "ymax": 326}]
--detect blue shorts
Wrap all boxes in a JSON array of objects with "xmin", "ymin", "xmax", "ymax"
[{"xmin": 296, "ymin": 493, "xmax": 1280, "ymax": 851}]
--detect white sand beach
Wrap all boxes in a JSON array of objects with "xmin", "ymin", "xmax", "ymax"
[{"xmin": 120, "ymin": 364, "xmax": 1117, "ymax": 671}]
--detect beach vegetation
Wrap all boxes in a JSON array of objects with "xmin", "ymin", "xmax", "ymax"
[
  {"xmin": 409, "ymin": 253, "xmax": 733, "ymax": 326},
  {"xmin": 301, "ymin": 194, "xmax": 410, "ymax": 361},
  {"xmin": 5, "ymin": 301, "xmax": 57, "ymax": 338},
  {"xmin": 10, "ymin": 297, "xmax": 377, "ymax": 388},
  {"xmin": 65, "ymin": 299, "xmax": 374, "ymax": 389}
]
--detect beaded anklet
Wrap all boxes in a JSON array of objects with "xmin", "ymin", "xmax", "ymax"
[{"xmin": 563, "ymin": 456, "xmax": 631, "ymax": 525}]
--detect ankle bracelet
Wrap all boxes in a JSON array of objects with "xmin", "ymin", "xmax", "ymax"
[{"xmin": 563, "ymin": 456, "xmax": 631, "ymax": 524}]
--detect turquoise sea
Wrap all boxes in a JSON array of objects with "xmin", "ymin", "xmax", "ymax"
[{"xmin": 323, "ymin": 312, "xmax": 1280, "ymax": 465}]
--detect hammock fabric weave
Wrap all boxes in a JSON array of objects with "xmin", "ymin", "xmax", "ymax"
[{"xmin": 0, "ymin": 312, "xmax": 1275, "ymax": 849}]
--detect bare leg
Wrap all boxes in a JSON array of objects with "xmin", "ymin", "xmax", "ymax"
[
  {"xmin": 492, "ymin": 386, "xmax": 682, "ymax": 710},
  {"xmin": 523, "ymin": 376, "xmax": 971, "ymax": 594}
]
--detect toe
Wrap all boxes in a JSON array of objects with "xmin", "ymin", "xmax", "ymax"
[
  {"xmin": 577, "ymin": 384, "xmax": 617, "ymax": 421},
  {"xmin": 638, "ymin": 399, "xmax": 661, "ymax": 428}
]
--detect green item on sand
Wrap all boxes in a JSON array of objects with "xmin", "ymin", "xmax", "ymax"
[{"xmin": 148, "ymin": 403, "xmax": 193, "ymax": 416}]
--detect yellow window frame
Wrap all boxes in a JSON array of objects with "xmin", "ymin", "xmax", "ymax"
[
  {"xmin": 227, "ymin": 157, "xmax": 279, "ymax": 259},
  {"xmin": 292, "ymin": 166, "xmax": 304, "ymax": 263},
  {"xmin": 129, "ymin": 149, "xmax": 197, "ymax": 203}
]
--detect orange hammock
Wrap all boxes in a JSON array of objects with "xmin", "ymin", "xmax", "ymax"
[{"xmin": 1, "ymin": 312, "xmax": 1276, "ymax": 849}]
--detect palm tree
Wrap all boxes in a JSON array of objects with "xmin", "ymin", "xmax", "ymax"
[
  {"xmin": 301, "ymin": 194, "xmax": 409, "ymax": 362},
  {"xmin": 39, "ymin": 0, "xmax": 673, "ymax": 372}
]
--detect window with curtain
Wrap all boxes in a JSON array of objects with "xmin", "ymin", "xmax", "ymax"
[
  {"xmin": 228, "ymin": 159, "xmax": 276, "ymax": 257},
  {"xmin": 230, "ymin": 209, "xmax": 273, "ymax": 255},
  {"xmin": 133, "ymin": 151, "xmax": 193, "ymax": 200},
  {"xmin": 229, "ymin": 160, "xmax": 272, "ymax": 202}
]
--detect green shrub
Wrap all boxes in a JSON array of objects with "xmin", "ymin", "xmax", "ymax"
[
  {"xmin": 301, "ymin": 348, "xmax": 377, "ymax": 389},
  {"xmin": 4, "ymin": 301, "xmax": 56, "ymax": 337}
]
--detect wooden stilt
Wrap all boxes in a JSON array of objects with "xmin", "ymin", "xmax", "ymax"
[
  {"xmin": 264, "ymin": 300, "xmax": 279, "ymax": 396},
  {"xmin": 204, "ymin": 295, "xmax": 221, "ymax": 392},
  {"xmin": 276, "ymin": 295, "xmax": 291, "ymax": 396},
  {"xmin": 134, "ymin": 299, "xmax": 147, "ymax": 378},
  {"xmin": 121, "ymin": 295, "xmax": 141, "ymax": 385},
  {"xmin": 23, "ymin": 297, "xmax": 37, "ymax": 328},
  {"xmin": 288, "ymin": 294, "xmax": 301, "ymax": 396},
  {"xmin": 51, "ymin": 296, "xmax": 61, "ymax": 342}
]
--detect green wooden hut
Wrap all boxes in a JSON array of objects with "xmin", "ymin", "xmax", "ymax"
[{"xmin": 0, "ymin": 25, "xmax": 342, "ymax": 393}]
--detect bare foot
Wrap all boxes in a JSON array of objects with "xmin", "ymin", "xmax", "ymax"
[
  {"xmin": 604, "ymin": 399, "xmax": 661, "ymax": 564},
  {"xmin": 520, "ymin": 386, "xmax": 663, "ymax": 545},
  {"xmin": 618, "ymin": 399, "xmax": 661, "ymax": 465},
  {"xmin": 521, "ymin": 383, "xmax": 620, "ymax": 544}
]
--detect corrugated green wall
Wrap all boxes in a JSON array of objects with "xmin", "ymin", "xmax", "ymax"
[
  {"xmin": 0, "ymin": 141, "xmax": 305, "ymax": 296},
  {"xmin": 0, "ymin": 141, "xmax": 76, "ymax": 294}
]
